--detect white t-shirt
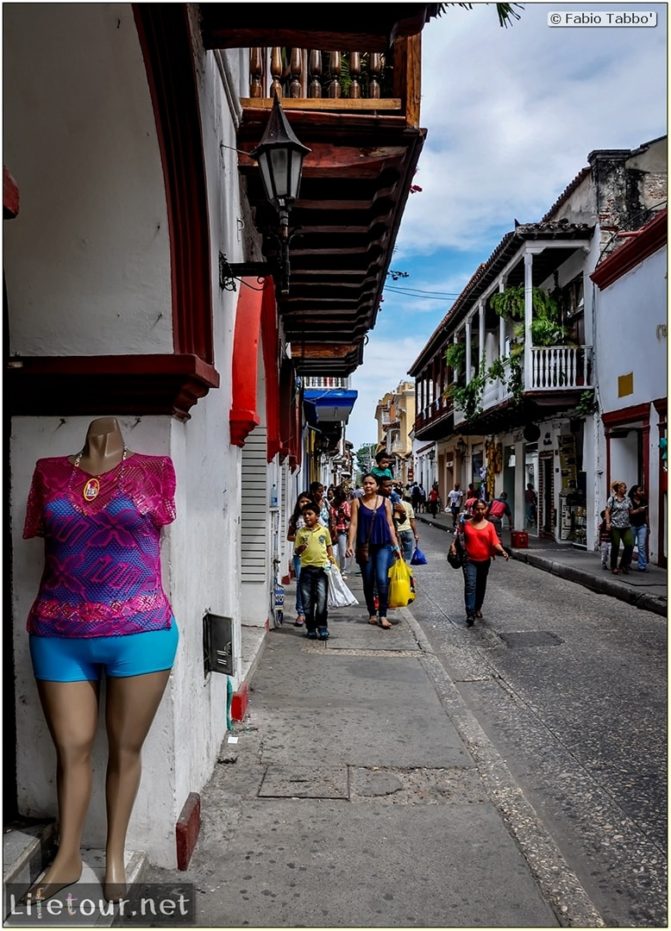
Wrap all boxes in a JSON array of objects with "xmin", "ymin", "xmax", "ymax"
[{"xmin": 447, "ymin": 488, "xmax": 464, "ymax": 508}]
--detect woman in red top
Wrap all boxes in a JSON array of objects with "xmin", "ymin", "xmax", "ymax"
[{"xmin": 449, "ymin": 499, "xmax": 509, "ymax": 626}]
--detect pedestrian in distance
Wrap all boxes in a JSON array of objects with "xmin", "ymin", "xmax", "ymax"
[
  {"xmin": 329, "ymin": 484, "xmax": 352, "ymax": 576},
  {"xmin": 598, "ymin": 509, "xmax": 612, "ymax": 569},
  {"xmin": 294, "ymin": 502, "xmax": 336, "ymax": 640},
  {"xmin": 605, "ymin": 480, "xmax": 634, "ymax": 575},
  {"xmin": 371, "ymin": 451, "xmax": 393, "ymax": 483},
  {"xmin": 286, "ymin": 491, "xmax": 313, "ymax": 626},
  {"xmin": 393, "ymin": 494, "xmax": 420, "ymax": 563},
  {"xmin": 628, "ymin": 483, "xmax": 649, "ymax": 571},
  {"xmin": 309, "ymin": 480, "xmax": 330, "ymax": 526},
  {"xmin": 487, "ymin": 491, "xmax": 512, "ymax": 541},
  {"xmin": 445, "ymin": 482, "xmax": 464, "ymax": 530},
  {"xmin": 449, "ymin": 498, "xmax": 509, "ymax": 627},
  {"xmin": 427, "ymin": 482, "xmax": 441, "ymax": 517},
  {"xmin": 346, "ymin": 473, "xmax": 401, "ymax": 630},
  {"xmin": 524, "ymin": 482, "xmax": 538, "ymax": 528}
]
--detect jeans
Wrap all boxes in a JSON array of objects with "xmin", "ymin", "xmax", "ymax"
[
  {"xmin": 600, "ymin": 541, "xmax": 611, "ymax": 568},
  {"xmin": 610, "ymin": 526, "xmax": 634, "ymax": 570},
  {"xmin": 632, "ymin": 524, "xmax": 648, "ymax": 569},
  {"xmin": 298, "ymin": 565, "xmax": 329, "ymax": 631},
  {"xmin": 335, "ymin": 531, "xmax": 350, "ymax": 573},
  {"xmin": 462, "ymin": 559, "xmax": 491, "ymax": 618},
  {"xmin": 293, "ymin": 554, "xmax": 304, "ymax": 617},
  {"xmin": 399, "ymin": 530, "xmax": 414, "ymax": 563},
  {"xmin": 359, "ymin": 544, "xmax": 394, "ymax": 618}
]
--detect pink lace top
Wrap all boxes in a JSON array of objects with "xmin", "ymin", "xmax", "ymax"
[{"xmin": 24, "ymin": 453, "xmax": 176, "ymax": 638}]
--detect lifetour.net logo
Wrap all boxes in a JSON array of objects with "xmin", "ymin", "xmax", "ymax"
[{"xmin": 4, "ymin": 883, "xmax": 196, "ymax": 926}]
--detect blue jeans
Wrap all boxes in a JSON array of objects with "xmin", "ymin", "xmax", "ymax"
[
  {"xmin": 359, "ymin": 544, "xmax": 394, "ymax": 618},
  {"xmin": 399, "ymin": 530, "xmax": 414, "ymax": 563},
  {"xmin": 462, "ymin": 559, "xmax": 491, "ymax": 618},
  {"xmin": 298, "ymin": 565, "xmax": 329, "ymax": 631},
  {"xmin": 293, "ymin": 554, "xmax": 305, "ymax": 616},
  {"xmin": 632, "ymin": 524, "xmax": 648, "ymax": 569}
]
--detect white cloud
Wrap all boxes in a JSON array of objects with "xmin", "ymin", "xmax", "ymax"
[
  {"xmin": 345, "ymin": 2, "xmax": 667, "ymax": 449},
  {"xmin": 395, "ymin": 2, "xmax": 667, "ymax": 255},
  {"xmin": 347, "ymin": 334, "xmax": 428, "ymax": 450}
]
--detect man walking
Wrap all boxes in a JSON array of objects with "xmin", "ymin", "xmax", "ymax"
[{"xmin": 445, "ymin": 482, "xmax": 464, "ymax": 530}]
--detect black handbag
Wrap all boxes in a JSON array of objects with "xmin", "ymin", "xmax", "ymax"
[
  {"xmin": 447, "ymin": 526, "xmax": 466, "ymax": 570},
  {"xmin": 447, "ymin": 549, "xmax": 463, "ymax": 570}
]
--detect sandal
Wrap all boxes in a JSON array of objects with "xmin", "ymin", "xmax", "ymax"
[
  {"xmin": 294, "ymin": 615, "xmax": 305, "ymax": 627},
  {"xmin": 379, "ymin": 618, "xmax": 392, "ymax": 630},
  {"xmin": 368, "ymin": 616, "xmax": 378, "ymax": 625},
  {"xmin": 611, "ymin": 568, "xmax": 620, "ymax": 575}
]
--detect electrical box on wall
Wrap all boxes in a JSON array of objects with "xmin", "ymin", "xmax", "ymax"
[{"xmin": 203, "ymin": 613, "xmax": 234, "ymax": 676}]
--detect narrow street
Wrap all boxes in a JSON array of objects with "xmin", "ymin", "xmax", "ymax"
[
  {"xmin": 141, "ymin": 530, "xmax": 667, "ymax": 928},
  {"xmin": 411, "ymin": 522, "xmax": 667, "ymax": 926}
]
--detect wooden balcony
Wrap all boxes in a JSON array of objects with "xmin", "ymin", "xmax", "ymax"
[{"xmin": 234, "ymin": 38, "xmax": 425, "ymax": 374}]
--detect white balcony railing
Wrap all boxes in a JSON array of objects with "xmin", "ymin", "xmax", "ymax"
[
  {"xmin": 529, "ymin": 346, "xmax": 588, "ymax": 390},
  {"xmin": 303, "ymin": 376, "xmax": 350, "ymax": 389}
]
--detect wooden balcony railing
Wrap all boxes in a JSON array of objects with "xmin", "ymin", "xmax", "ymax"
[{"xmin": 242, "ymin": 36, "xmax": 421, "ymax": 127}]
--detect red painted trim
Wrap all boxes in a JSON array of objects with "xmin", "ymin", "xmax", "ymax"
[
  {"xmin": 591, "ymin": 210, "xmax": 667, "ymax": 290},
  {"xmin": 230, "ymin": 279, "xmax": 264, "ymax": 447},
  {"xmin": 603, "ymin": 402, "xmax": 651, "ymax": 491},
  {"xmin": 3, "ymin": 165, "xmax": 19, "ymax": 218},
  {"xmin": 261, "ymin": 278, "xmax": 281, "ymax": 462},
  {"xmin": 133, "ymin": 5, "xmax": 213, "ymax": 363},
  {"xmin": 7, "ymin": 354, "xmax": 220, "ymax": 420},
  {"xmin": 602, "ymin": 403, "xmax": 650, "ymax": 427},
  {"xmin": 230, "ymin": 277, "xmax": 281, "ymax": 454},
  {"xmin": 231, "ymin": 682, "xmax": 249, "ymax": 722},
  {"xmin": 175, "ymin": 792, "xmax": 201, "ymax": 870}
]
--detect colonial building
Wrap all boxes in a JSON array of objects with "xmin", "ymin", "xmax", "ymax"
[
  {"xmin": 4, "ymin": 2, "xmax": 436, "ymax": 870},
  {"xmin": 409, "ymin": 137, "xmax": 666, "ymax": 550},
  {"xmin": 374, "ymin": 379, "xmax": 416, "ymax": 484}
]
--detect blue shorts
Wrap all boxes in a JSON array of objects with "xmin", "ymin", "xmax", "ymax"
[{"xmin": 29, "ymin": 622, "xmax": 179, "ymax": 682}]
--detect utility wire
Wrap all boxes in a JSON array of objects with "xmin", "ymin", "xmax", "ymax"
[{"xmin": 384, "ymin": 286, "xmax": 460, "ymax": 299}]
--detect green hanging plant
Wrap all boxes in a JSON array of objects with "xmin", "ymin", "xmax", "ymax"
[
  {"xmin": 445, "ymin": 341, "xmax": 466, "ymax": 374},
  {"xmin": 575, "ymin": 389, "xmax": 597, "ymax": 416}
]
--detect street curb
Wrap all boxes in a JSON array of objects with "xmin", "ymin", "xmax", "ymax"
[
  {"xmin": 416, "ymin": 514, "xmax": 667, "ymax": 618},
  {"xmin": 509, "ymin": 549, "xmax": 668, "ymax": 617},
  {"xmin": 398, "ymin": 604, "xmax": 606, "ymax": 929}
]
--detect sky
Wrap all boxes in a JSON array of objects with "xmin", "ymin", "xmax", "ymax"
[{"xmin": 346, "ymin": 0, "xmax": 668, "ymax": 453}]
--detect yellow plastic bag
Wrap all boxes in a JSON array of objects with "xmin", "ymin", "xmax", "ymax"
[{"xmin": 387, "ymin": 557, "xmax": 415, "ymax": 608}]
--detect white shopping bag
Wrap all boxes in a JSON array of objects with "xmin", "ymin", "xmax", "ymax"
[{"xmin": 327, "ymin": 565, "xmax": 358, "ymax": 608}]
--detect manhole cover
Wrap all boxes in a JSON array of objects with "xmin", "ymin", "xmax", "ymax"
[
  {"xmin": 498, "ymin": 631, "xmax": 564, "ymax": 648},
  {"xmin": 258, "ymin": 765, "xmax": 349, "ymax": 799}
]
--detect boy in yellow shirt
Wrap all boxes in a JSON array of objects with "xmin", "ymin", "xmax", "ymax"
[{"xmin": 294, "ymin": 502, "xmax": 336, "ymax": 640}]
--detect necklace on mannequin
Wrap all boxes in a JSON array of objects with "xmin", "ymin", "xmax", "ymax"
[{"xmin": 72, "ymin": 446, "xmax": 128, "ymax": 502}]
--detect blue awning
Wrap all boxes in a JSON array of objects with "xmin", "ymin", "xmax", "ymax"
[{"xmin": 303, "ymin": 388, "xmax": 358, "ymax": 425}]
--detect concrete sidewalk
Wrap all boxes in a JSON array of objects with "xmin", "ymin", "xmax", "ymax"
[
  {"xmin": 416, "ymin": 510, "xmax": 667, "ymax": 617},
  {"xmin": 144, "ymin": 571, "xmax": 605, "ymax": 928}
]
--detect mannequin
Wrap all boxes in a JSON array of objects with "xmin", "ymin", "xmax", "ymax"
[{"xmin": 23, "ymin": 417, "xmax": 178, "ymax": 902}]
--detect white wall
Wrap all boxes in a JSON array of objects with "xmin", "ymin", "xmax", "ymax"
[
  {"xmin": 6, "ymin": 4, "xmax": 263, "ymax": 868},
  {"xmin": 596, "ymin": 247, "xmax": 667, "ymax": 414},
  {"xmin": 3, "ymin": 4, "xmax": 173, "ymax": 356}
]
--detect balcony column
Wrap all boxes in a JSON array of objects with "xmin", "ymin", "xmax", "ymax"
[
  {"xmin": 524, "ymin": 251, "xmax": 534, "ymax": 389},
  {"xmin": 452, "ymin": 333, "xmax": 459, "ymax": 385},
  {"xmin": 498, "ymin": 280, "xmax": 506, "ymax": 400},
  {"xmin": 465, "ymin": 318, "xmax": 472, "ymax": 384},
  {"xmin": 478, "ymin": 301, "xmax": 485, "ymax": 371}
]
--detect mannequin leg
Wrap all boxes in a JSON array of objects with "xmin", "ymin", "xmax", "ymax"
[
  {"xmin": 103, "ymin": 670, "xmax": 171, "ymax": 899},
  {"xmin": 31, "ymin": 680, "xmax": 100, "ymax": 895}
]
